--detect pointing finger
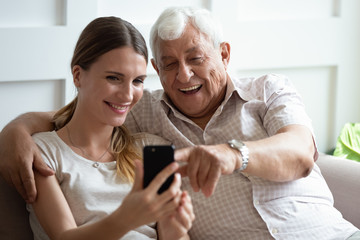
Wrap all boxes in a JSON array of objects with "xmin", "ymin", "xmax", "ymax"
[{"xmin": 174, "ymin": 148, "xmax": 191, "ymax": 163}]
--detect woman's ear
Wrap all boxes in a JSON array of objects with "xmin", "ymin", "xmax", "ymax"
[
  {"xmin": 72, "ymin": 65, "xmax": 81, "ymax": 88},
  {"xmin": 220, "ymin": 42, "xmax": 231, "ymax": 69}
]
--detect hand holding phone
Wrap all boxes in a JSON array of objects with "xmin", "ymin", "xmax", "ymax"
[{"xmin": 143, "ymin": 145, "xmax": 175, "ymax": 194}]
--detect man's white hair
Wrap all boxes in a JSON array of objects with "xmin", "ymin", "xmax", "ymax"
[{"xmin": 150, "ymin": 7, "xmax": 224, "ymax": 63}]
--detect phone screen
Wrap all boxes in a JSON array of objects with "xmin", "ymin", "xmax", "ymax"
[{"xmin": 143, "ymin": 145, "xmax": 175, "ymax": 194}]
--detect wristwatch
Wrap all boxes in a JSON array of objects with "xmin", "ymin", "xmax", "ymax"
[{"xmin": 228, "ymin": 139, "xmax": 249, "ymax": 171}]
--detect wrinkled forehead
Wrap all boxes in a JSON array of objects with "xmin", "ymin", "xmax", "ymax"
[{"xmin": 155, "ymin": 24, "xmax": 213, "ymax": 60}]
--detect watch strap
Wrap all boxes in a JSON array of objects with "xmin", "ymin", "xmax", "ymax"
[{"xmin": 228, "ymin": 139, "xmax": 249, "ymax": 171}]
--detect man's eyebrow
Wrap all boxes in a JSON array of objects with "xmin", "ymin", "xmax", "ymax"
[
  {"xmin": 160, "ymin": 56, "xmax": 175, "ymax": 62},
  {"xmin": 185, "ymin": 46, "xmax": 197, "ymax": 54}
]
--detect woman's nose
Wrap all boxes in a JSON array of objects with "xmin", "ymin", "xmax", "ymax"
[{"xmin": 117, "ymin": 83, "xmax": 133, "ymax": 102}]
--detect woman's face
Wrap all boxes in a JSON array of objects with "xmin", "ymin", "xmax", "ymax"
[{"xmin": 74, "ymin": 46, "xmax": 147, "ymax": 127}]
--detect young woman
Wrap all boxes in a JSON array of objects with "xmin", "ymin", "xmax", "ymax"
[{"xmin": 27, "ymin": 16, "xmax": 194, "ymax": 240}]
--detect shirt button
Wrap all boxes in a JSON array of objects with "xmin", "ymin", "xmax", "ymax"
[
  {"xmin": 254, "ymin": 200, "xmax": 260, "ymax": 205},
  {"xmin": 272, "ymin": 228, "xmax": 278, "ymax": 234},
  {"xmin": 93, "ymin": 162, "xmax": 99, "ymax": 168}
]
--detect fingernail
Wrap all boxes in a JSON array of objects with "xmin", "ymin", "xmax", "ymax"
[{"xmin": 173, "ymin": 162, "xmax": 179, "ymax": 169}]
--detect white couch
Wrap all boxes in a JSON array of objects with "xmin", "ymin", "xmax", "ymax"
[{"xmin": 0, "ymin": 153, "xmax": 359, "ymax": 239}]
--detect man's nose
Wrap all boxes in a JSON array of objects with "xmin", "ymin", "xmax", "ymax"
[{"xmin": 176, "ymin": 62, "xmax": 194, "ymax": 83}]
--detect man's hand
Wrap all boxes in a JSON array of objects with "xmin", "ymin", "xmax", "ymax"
[
  {"xmin": 174, "ymin": 144, "xmax": 241, "ymax": 197},
  {"xmin": 0, "ymin": 125, "xmax": 54, "ymax": 203}
]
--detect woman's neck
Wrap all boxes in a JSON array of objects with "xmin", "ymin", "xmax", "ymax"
[{"xmin": 57, "ymin": 114, "xmax": 114, "ymax": 162}]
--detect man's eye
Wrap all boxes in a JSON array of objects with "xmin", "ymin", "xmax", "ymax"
[
  {"xmin": 162, "ymin": 62, "xmax": 177, "ymax": 71},
  {"xmin": 191, "ymin": 57, "xmax": 203, "ymax": 64}
]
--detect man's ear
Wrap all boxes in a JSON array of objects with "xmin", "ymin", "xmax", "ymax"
[
  {"xmin": 72, "ymin": 65, "xmax": 81, "ymax": 88},
  {"xmin": 220, "ymin": 42, "xmax": 231, "ymax": 69},
  {"xmin": 151, "ymin": 58, "xmax": 160, "ymax": 75}
]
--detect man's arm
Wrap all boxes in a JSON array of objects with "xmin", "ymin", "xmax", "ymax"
[
  {"xmin": 0, "ymin": 111, "xmax": 56, "ymax": 202},
  {"xmin": 175, "ymin": 124, "xmax": 315, "ymax": 197},
  {"xmin": 243, "ymin": 124, "xmax": 315, "ymax": 181}
]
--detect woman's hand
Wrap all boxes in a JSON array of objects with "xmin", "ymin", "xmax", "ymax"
[
  {"xmin": 114, "ymin": 160, "xmax": 182, "ymax": 232},
  {"xmin": 157, "ymin": 191, "xmax": 195, "ymax": 240}
]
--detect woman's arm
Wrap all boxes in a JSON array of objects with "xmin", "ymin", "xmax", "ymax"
[
  {"xmin": 0, "ymin": 111, "xmax": 55, "ymax": 202},
  {"xmin": 32, "ymin": 172, "xmax": 131, "ymax": 240},
  {"xmin": 32, "ymin": 160, "xmax": 185, "ymax": 240}
]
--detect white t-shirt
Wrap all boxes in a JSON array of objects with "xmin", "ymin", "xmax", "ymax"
[{"xmin": 28, "ymin": 131, "xmax": 162, "ymax": 240}]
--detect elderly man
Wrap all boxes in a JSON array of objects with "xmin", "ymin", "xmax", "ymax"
[{"xmin": 1, "ymin": 6, "xmax": 359, "ymax": 240}]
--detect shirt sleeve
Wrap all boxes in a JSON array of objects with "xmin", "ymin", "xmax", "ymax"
[
  {"xmin": 259, "ymin": 74, "xmax": 318, "ymax": 160},
  {"xmin": 260, "ymin": 74, "xmax": 314, "ymax": 137},
  {"xmin": 32, "ymin": 132, "xmax": 60, "ymax": 173}
]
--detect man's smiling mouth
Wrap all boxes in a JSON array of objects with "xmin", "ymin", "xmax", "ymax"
[{"xmin": 179, "ymin": 84, "xmax": 202, "ymax": 94}]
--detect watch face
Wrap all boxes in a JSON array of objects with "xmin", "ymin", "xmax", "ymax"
[{"xmin": 230, "ymin": 139, "xmax": 245, "ymax": 148}]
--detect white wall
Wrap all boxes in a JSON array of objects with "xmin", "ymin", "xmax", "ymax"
[{"xmin": 0, "ymin": 0, "xmax": 359, "ymax": 153}]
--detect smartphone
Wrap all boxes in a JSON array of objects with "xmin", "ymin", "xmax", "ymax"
[{"xmin": 143, "ymin": 145, "xmax": 175, "ymax": 194}]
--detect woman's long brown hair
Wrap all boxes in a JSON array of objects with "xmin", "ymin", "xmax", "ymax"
[{"xmin": 53, "ymin": 17, "xmax": 148, "ymax": 182}]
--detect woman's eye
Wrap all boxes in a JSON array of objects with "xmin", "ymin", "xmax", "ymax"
[
  {"xmin": 106, "ymin": 76, "xmax": 119, "ymax": 81},
  {"xmin": 133, "ymin": 78, "xmax": 144, "ymax": 85}
]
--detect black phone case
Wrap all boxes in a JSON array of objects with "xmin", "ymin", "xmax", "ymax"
[{"xmin": 143, "ymin": 145, "xmax": 175, "ymax": 194}]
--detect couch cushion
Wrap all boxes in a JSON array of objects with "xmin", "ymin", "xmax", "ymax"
[
  {"xmin": 0, "ymin": 176, "xmax": 33, "ymax": 240},
  {"xmin": 316, "ymin": 153, "xmax": 360, "ymax": 228}
]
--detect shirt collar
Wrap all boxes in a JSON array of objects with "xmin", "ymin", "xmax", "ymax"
[{"xmin": 226, "ymin": 75, "xmax": 254, "ymax": 102}]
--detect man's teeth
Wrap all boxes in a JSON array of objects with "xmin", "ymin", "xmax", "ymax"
[
  {"xmin": 180, "ymin": 84, "xmax": 201, "ymax": 91},
  {"xmin": 110, "ymin": 103, "xmax": 127, "ymax": 110}
]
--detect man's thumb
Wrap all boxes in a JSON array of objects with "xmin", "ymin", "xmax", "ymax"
[{"xmin": 33, "ymin": 152, "xmax": 54, "ymax": 176}]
